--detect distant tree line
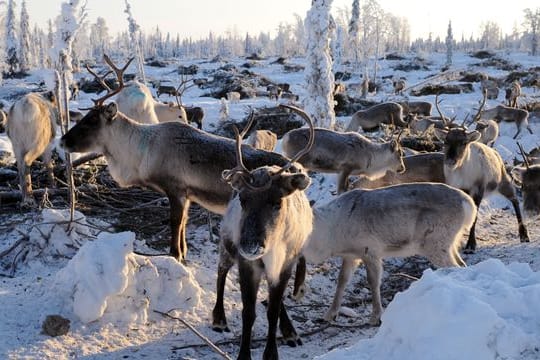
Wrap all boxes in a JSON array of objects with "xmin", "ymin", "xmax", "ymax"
[{"xmin": 0, "ymin": 0, "xmax": 538, "ymax": 78}]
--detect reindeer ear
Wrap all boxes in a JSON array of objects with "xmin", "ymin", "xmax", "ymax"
[
  {"xmin": 433, "ymin": 128, "xmax": 448, "ymax": 142},
  {"xmin": 466, "ymin": 130, "xmax": 481, "ymax": 143},
  {"xmin": 104, "ymin": 102, "xmax": 118, "ymax": 120},
  {"xmin": 281, "ymin": 173, "xmax": 311, "ymax": 195},
  {"xmin": 511, "ymin": 166, "xmax": 526, "ymax": 185}
]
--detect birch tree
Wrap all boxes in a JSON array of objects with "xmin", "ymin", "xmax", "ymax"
[
  {"xmin": 304, "ymin": 0, "xmax": 335, "ymax": 129},
  {"xmin": 523, "ymin": 8, "xmax": 540, "ymax": 56},
  {"xmin": 349, "ymin": 0, "xmax": 360, "ymax": 69},
  {"xmin": 124, "ymin": 0, "xmax": 145, "ymax": 81}
]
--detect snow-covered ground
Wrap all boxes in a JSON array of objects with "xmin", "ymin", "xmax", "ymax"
[{"xmin": 1, "ymin": 51, "xmax": 540, "ymax": 359}]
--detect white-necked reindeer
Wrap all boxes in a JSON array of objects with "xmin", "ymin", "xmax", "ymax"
[
  {"xmin": 214, "ymin": 105, "xmax": 315, "ymax": 359},
  {"xmin": 61, "ymin": 56, "xmax": 296, "ymax": 262},
  {"xmin": 213, "ymin": 108, "xmax": 477, "ymax": 355},
  {"xmin": 281, "ymin": 127, "xmax": 405, "ymax": 194},
  {"xmin": 7, "ymin": 91, "xmax": 58, "ymax": 205}
]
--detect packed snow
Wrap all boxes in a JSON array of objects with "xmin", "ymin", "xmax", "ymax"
[{"xmin": 1, "ymin": 49, "xmax": 540, "ymax": 359}]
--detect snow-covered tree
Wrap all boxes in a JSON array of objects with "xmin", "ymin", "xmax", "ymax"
[
  {"xmin": 523, "ymin": 8, "xmax": 540, "ymax": 56},
  {"xmin": 89, "ymin": 17, "xmax": 110, "ymax": 59},
  {"xmin": 124, "ymin": 0, "xmax": 145, "ymax": 81},
  {"xmin": 19, "ymin": 0, "xmax": 31, "ymax": 73},
  {"xmin": 6, "ymin": 0, "xmax": 19, "ymax": 74},
  {"xmin": 349, "ymin": 0, "xmax": 360, "ymax": 68},
  {"xmin": 445, "ymin": 20, "xmax": 454, "ymax": 66},
  {"xmin": 304, "ymin": 0, "xmax": 335, "ymax": 129},
  {"xmin": 480, "ymin": 21, "xmax": 502, "ymax": 50}
]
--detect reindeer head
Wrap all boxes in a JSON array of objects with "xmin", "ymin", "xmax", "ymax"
[
  {"xmin": 512, "ymin": 143, "xmax": 540, "ymax": 218},
  {"xmin": 61, "ymin": 55, "xmax": 133, "ymax": 153},
  {"xmin": 222, "ymin": 105, "xmax": 314, "ymax": 260},
  {"xmin": 434, "ymin": 128, "xmax": 481, "ymax": 169}
]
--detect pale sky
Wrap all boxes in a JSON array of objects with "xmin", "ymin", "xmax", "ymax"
[{"xmin": 22, "ymin": 0, "xmax": 540, "ymax": 41}]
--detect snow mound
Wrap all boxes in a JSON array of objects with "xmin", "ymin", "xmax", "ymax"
[
  {"xmin": 318, "ymin": 259, "xmax": 540, "ymax": 360},
  {"xmin": 53, "ymin": 231, "xmax": 203, "ymax": 324}
]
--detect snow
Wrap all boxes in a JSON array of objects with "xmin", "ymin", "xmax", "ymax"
[
  {"xmin": 1, "ymin": 50, "xmax": 540, "ymax": 359},
  {"xmin": 318, "ymin": 259, "xmax": 540, "ymax": 360}
]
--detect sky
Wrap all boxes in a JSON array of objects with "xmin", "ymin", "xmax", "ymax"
[{"xmin": 17, "ymin": 0, "xmax": 540, "ymax": 41}]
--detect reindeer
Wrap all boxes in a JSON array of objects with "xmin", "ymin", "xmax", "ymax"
[
  {"xmin": 156, "ymin": 85, "xmax": 179, "ymax": 98},
  {"xmin": 60, "ymin": 56, "xmax": 297, "ymax": 262},
  {"xmin": 299, "ymin": 182, "xmax": 476, "ymax": 325},
  {"xmin": 113, "ymin": 80, "xmax": 187, "ymax": 124},
  {"xmin": 184, "ymin": 106, "xmax": 204, "ymax": 129},
  {"xmin": 214, "ymin": 105, "xmax": 315, "ymax": 359},
  {"xmin": 475, "ymin": 120, "xmax": 499, "ymax": 146},
  {"xmin": 351, "ymin": 152, "xmax": 445, "ymax": 189},
  {"xmin": 434, "ymin": 126, "xmax": 529, "ymax": 252},
  {"xmin": 480, "ymin": 74, "xmax": 499, "ymax": 100},
  {"xmin": 346, "ymin": 102, "xmax": 407, "ymax": 132},
  {"xmin": 333, "ymin": 82, "xmax": 346, "ymax": 95},
  {"xmin": 399, "ymin": 101, "xmax": 432, "ymax": 118},
  {"xmin": 7, "ymin": 91, "xmax": 58, "ymax": 205},
  {"xmin": 479, "ymin": 105, "xmax": 531, "ymax": 139},
  {"xmin": 245, "ymin": 130, "xmax": 278, "ymax": 151},
  {"xmin": 393, "ymin": 78, "xmax": 406, "ymax": 95},
  {"xmin": 511, "ymin": 143, "xmax": 540, "ymax": 218},
  {"xmin": 505, "ymin": 80, "xmax": 521, "ymax": 108},
  {"xmin": 281, "ymin": 127, "xmax": 405, "ymax": 194},
  {"xmin": 267, "ymin": 85, "xmax": 283, "ymax": 101}
]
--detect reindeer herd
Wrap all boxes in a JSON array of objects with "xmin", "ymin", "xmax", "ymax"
[{"xmin": 2, "ymin": 55, "xmax": 540, "ymax": 360}]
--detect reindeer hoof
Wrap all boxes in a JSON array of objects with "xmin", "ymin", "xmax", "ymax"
[
  {"xmin": 284, "ymin": 336, "xmax": 302, "ymax": 347},
  {"xmin": 463, "ymin": 248, "xmax": 475, "ymax": 254},
  {"xmin": 212, "ymin": 323, "xmax": 230, "ymax": 333}
]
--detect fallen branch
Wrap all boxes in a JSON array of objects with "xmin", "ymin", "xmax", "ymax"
[
  {"xmin": 154, "ymin": 309, "xmax": 233, "ymax": 360},
  {"xmin": 72, "ymin": 153, "xmax": 104, "ymax": 168}
]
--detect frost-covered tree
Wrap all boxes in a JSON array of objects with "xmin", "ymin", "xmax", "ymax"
[
  {"xmin": 124, "ymin": 0, "xmax": 145, "ymax": 81},
  {"xmin": 304, "ymin": 0, "xmax": 335, "ymax": 129},
  {"xmin": 6, "ymin": 0, "xmax": 19, "ymax": 74},
  {"xmin": 89, "ymin": 17, "xmax": 110, "ymax": 59},
  {"xmin": 332, "ymin": 20, "xmax": 345, "ymax": 72},
  {"xmin": 348, "ymin": 0, "xmax": 360, "ymax": 68},
  {"xmin": 445, "ymin": 20, "xmax": 454, "ymax": 66},
  {"xmin": 523, "ymin": 8, "xmax": 540, "ymax": 56},
  {"xmin": 19, "ymin": 0, "xmax": 31, "ymax": 73},
  {"xmin": 480, "ymin": 21, "xmax": 501, "ymax": 49},
  {"xmin": 293, "ymin": 13, "xmax": 305, "ymax": 56}
]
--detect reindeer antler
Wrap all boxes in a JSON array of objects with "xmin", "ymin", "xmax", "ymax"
[
  {"xmin": 517, "ymin": 142, "xmax": 530, "ymax": 169},
  {"xmin": 472, "ymin": 88, "xmax": 488, "ymax": 123},
  {"xmin": 435, "ymin": 94, "xmax": 449, "ymax": 126},
  {"xmin": 88, "ymin": 55, "xmax": 134, "ymax": 106}
]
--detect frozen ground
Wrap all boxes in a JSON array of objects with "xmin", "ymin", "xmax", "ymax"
[{"xmin": 1, "ymin": 50, "xmax": 540, "ymax": 359}]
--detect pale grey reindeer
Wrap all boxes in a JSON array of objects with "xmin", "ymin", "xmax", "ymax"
[
  {"xmin": 398, "ymin": 100, "xmax": 432, "ymax": 117},
  {"xmin": 346, "ymin": 102, "xmax": 407, "ymax": 132},
  {"xmin": 299, "ymin": 182, "xmax": 476, "ymax": 325},
  {"xmin": 7, "ymin": 91, "xmax": 58, "ymax": 206},
  {"xmin": 60, "ymin": 56, "xmax": 296, "ymax": 262},
  {"xmin": 434, "ymin": 127, "xmax": 530, "ymax": 252},
  {"xmin": 475, "ymin": 120, "xmax": 499, "ymax": 146},
  {"xmin": 281, "ymin": 127, "xmax": 405, "ymax": 194},
  {"xmin": 214, "ymin": 105, "xmax": 315, "ymax": 360}
]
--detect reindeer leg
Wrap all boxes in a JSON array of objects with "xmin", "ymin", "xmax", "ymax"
[
  {"xmin": 42, "ymin": 144, "xmax": 55, "ymax": 187},
  {"xmin": 324, "ymin": 257, "xmax": 359, "ymax": 322},
  {"xmin": 278, "ymin": 300, "xmax": 302, "ymax": 347},
  {"xmin": 168, "ymin": 195, "xmax": 190, "ymax": 262},
  {"xmin": 212, "ymin": 241, "xmax": 235, "ymax": 332},
  {"xmin": 464, "ymin": 191, "xmax": 483, "ymax": 253},
  {"xmin": 499, "ymin": 179, "xmax": 530, "ymax": 243},
  {"xmin": 264, "ymin": 267, "xmax": 293, "ymax": 360},
  {"xmin": 17, "ymin": 155, "xmax": 35, "ymax": 207},
  {"xmin": 337, "ymin": 169, "xmax": 352, "ymax": 194},
  {"xmin": 363, "ymin": 253, "xmax": 383, "ymax": 326},
  {"xmin": 238, "ymin": 259, "xmax": 262, "ymax": 360},
  {"xmin": 291, "ymin": 256, "xmax": 306, "ymax": 301}
]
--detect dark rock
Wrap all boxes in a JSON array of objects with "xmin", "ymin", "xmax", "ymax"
[{"xmin": 42, "ymin": 315, "xmax": 70, "ymax": 337}]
